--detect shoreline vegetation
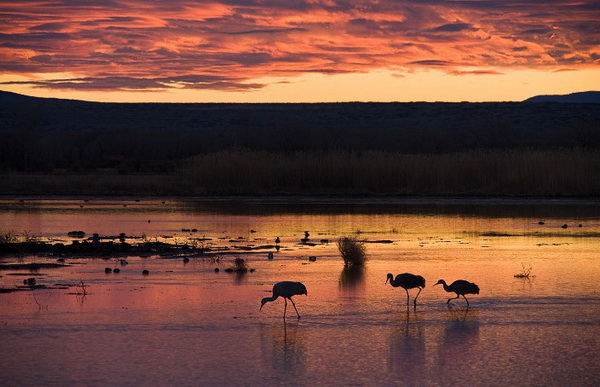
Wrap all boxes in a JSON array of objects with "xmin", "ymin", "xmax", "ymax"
[
  {"xmin": 1, "ymin": 148, "xmax": 598, "ymax": 196},
  {"xmin": 1, "ymin": 92, "xmax": 598, "ymax": 197}
]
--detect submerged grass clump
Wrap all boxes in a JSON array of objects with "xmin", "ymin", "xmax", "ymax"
[
  {"xmin": 233, "ymin": 258, "xmax": 248, "ymax": 272},
  {"xmin": 337, "ymin": 237, "xmax": 367, "ymax": 267},
  {"xmin": 514, "ymin": 263, "xmax": 534, "ymax": 279},
  {"xmin": 0, "ymin": 230, "xmax": 18, "ymax": 244},
  {"xmin": 225, "ymin": 257, "xmax": 253, "ymax": 273}
]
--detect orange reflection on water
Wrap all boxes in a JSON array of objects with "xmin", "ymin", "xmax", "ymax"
[{"xmin": 1, "ymin": 198, "xmax": 599, "ymax": 386}]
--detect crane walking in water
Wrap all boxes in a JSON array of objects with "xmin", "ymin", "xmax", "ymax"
[
  {"xmin": 385, "ymin": 273, "xmax": 426, "ymax": 308},
  {"xmin": 260, "ymin": 281, "xmax": 307, "ymax": 319},
  {"xmin": 434, "ymin": 279, "xmax": 480, "ymax": 306}
]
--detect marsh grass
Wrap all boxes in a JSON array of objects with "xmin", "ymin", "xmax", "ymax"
[
  {"xmin": 181, "ymin": 148, "xmax": 600, "ymax": 196},
  {"xmin": 0, "ymin": 230, "xmax": 18, "ymax": 243},
  {"xmin": 2, "ymin": 148, "xmax": 599, "ymax": 196},
  {"xmin": 337, "ymin": 237, "xmax": 367, "ymax": 267},
  {"xmin": 514, "ymin": 263, "xmax": 534, "ymax": 279},
  {"xmin": 75, "ymin": 280, "xmax": 88, "ymax": 296},
  {"xmin": 232, "ymin": 257, "xmax": 248, "ymax": 272}
]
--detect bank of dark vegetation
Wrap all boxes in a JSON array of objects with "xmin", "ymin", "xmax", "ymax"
[{"xmin": 1, "ymin": 91, "xmax": 598, "ymax": 196}]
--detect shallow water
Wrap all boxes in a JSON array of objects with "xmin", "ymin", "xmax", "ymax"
[{"xmin": 1, "ymin": 197, "xmax": 599, "ymax": 386}]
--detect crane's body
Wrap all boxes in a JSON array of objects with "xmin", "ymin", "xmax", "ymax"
[
  {"xmin": 260, "ymin": 281, "xmax": 307, "ymax": 319},
  {"xmin": 435, "ymin": 279, "xmax": 480, "ymax": 306},
  {"xmin": 386, "ymin": 273, "xmax": 426, "ymax": 307}
]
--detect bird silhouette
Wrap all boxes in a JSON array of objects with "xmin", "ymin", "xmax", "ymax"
[
  {"xmin": 260, "ymin": 281, "xmax": 308, "ymax": 319},
  {"xmin": 434, "ymin": 279, "xmax": 480, "ymax": 306},
  {"xmin": 386, "ymin": 273, "xmax": 426, "ymax": 307}
]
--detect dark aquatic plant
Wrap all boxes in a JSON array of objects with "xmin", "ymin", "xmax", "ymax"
[
  {"xmin": 337, "ymin": 237, "xmax": 367, "ymax": 267},
  {"xmin": 233, "ymin": 257, "xmax": 248, "ymax": 272},
  {"xmin": 0, "ymin": 230, "xmax": 18, "ymax": 243},
  {"xmin": 514, "ymin": 262, "xmax": 534, "ymax": 279}
]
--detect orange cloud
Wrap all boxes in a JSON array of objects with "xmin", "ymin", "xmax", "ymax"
[{"xmin": 0, "ymin": 0, "xmax": 598, "ymax": 92}]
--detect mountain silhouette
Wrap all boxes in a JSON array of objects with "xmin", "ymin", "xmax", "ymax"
[{"xmin": 524, "ymin": 91, "xmax": 600, "ymax": 103}]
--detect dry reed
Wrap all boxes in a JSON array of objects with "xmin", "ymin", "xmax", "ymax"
[
  {"xmin": 337, "ymin": 237, "xmax": 367, "ymax": 267},
  {"xmin": 1, "ymin": 148, "xmax": 598, "ymax": 196},
  {"xmin": 181, "ymin": 148, "xmax": 600, "ymax": 196}
]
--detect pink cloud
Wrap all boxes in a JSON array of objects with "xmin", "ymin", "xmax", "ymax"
[{"xmin": 1, "ymin": 0, "xmax": 598, "ymax": 91}]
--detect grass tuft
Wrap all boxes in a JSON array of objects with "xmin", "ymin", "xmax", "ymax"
[
  {"xmin": 0, "ymin": 230, "xmax": 18, "ymax": 244},
  {"xmin": 337, "ymin": 237, "xmax": 367, "ymax": 267},
  {"xmin": 514, "ymin": 262, "xmax": 534, "ymax": 279},
  {"xmin": 233, "ymin": 257, "xmax": 248, "ymax": 272}
]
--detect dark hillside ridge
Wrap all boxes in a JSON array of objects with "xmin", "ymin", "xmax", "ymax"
[
  {"xmin": 1, "ymin": 90, "xmax": 597, "ymax": 134},
  {"xmin": 524, "ymin": 91, "xmax": 600, "ymax": 103},
  {"xmin": 0, "ymin": 90, "xmax": 598, "ymax": 173}
]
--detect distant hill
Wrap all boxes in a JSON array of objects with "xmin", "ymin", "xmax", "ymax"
[
  {"xmin": 0, "ymin": 90, "xmax": 40, "ymax": 102},
  {"xmin": 524, "ymin": 91, "xmax": 600, "ymax": 103},
  {"xmin": 1, "ymin": 89, "xmax": 599, "ymax": 174},
  {"xmin": 0, "ymin": 90, "xmax": 87, "ymax": 105}
]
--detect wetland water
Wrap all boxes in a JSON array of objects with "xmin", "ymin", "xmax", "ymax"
[{"xmin": 1, "ymin": 197, "xmax": 600, "ymax": 386}]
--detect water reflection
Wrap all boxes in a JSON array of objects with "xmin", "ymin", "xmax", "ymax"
[
  {"xmin": 232, "ymin": 271, "xmax": 248, "ymax": 285},
  {"xmin": 388, "ymin": 309, "xmax": 426, "ymax": 380},
  {"xmin": 260, "ymin": 320, "xmax": 306, "ymax": 377},
  {"xmin": 438, "ymin": 306, "xmax": 480, "ymax": 371},
  {"xmin": 4, "ymin": 197, "xmax": 596, "ymax": 219},
  {"xmin": 339, "ymin": 266, "xmax": 366, "ymax": 291}
]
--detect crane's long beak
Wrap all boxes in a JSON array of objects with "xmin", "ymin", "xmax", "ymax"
[
  {"xmin": 259, "ymin": 303, "xmax": 264, "ymax": 311},
  {"xmin": 385, "ymin": 278, "xmax": 389, "ymax": 285}
]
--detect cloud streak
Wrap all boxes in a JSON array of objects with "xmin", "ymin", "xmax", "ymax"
[{"xmin": 0, "ymin": 0, "xmax": 598, "ymax": 92}]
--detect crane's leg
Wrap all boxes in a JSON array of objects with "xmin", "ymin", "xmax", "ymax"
[
  {"xmin": 405, "ymin": 289, "xmax": 410, "ymax": 307},
  {"xmin": 462, "ymin": 295, "xmax": 470, "ymax": 306},
  {"xmin": 414, "ymin": 287, "xmax": 423, "ymax": 307},
  {"xmin": 447, "ymin": 294, "xmax": 460, "ymax": 304},
  {"xmin": 283, "ymin": 298, "xmax": 287, "ymax": 319},
  {"xmin": 290, "ymin": 297, "xmax": 301, "ymax": 319}
]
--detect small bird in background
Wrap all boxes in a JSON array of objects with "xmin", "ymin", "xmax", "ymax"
[
  {"xmin": 275, "ymin": 236, "xmax": 280, "ymax": 244},
  {"xmin": 260, "ymin": 281, "xmax": 307, "ymax": 319},
  {"xmin": 434, "ymin": 279, "xmax": 480, "ymax": 306},
  {"xmin": 385, "ymin": 273, "xmax": 426, "ymax": 307}
]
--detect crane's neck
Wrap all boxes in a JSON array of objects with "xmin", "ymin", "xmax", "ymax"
[
  {"xmin": 261, "ymin": 295, "xmax": 279, "ymax": 304},
  {"xmin": 440, "ymin": 281, "xmax": 451, "ymax": 292},
  {"xmin": 386, "ymin": 274, "xmax": 398, "ymax": 287}
]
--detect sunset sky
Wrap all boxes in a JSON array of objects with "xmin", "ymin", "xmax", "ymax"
[{"xmin": 1, "ymin": 0, "xmax": 599, "ymax": 102}]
